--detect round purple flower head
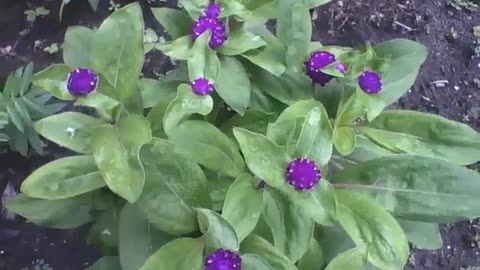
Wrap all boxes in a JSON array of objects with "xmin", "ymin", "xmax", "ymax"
[
  {"xmin": 191, "ymin": 78, "xmax": 214, "ymax": 96},
  {"xmin": 192, "ymin": 16, "xmax": 226, "ymax": 49},
  {"xmin": 205, "ymin": 3, "xmax": 221, "ymax": 18},
  {"xmin": 66, "ymin": 68, "xmax": 98, "ymax": 97},
  {"xmin": 286, "ymin": 158, "xmax": 321, "ymax": 191},
  {"xmin": 204, "ymin": 248, "xmax": 242, "ymax": 270},
  {"xmin": 358, "ymin": 70, "xmax": 382, "ymax": 94},
  {"xmin": 304, "ymin": 51, "xmax": 333, "ymax": 86}
]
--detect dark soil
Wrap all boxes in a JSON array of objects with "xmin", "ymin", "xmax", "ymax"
[{"xmin": 1, "ymin": 0, "xmax": 480, "ymax": 269}]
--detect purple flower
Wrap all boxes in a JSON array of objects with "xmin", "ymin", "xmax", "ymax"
[
  {"xmin": 358, "ymin": 70, "xmax": 382, "ymax": 94},
  {"xmin": 66, "ymin": 68, "xmax": 98, "ymax": 97},
  {"xmin": 304, "ymin": 51, "xmax": 335, "ymax": 86},
  {"xmin": 204, "ymin": 248, "xmax": 242, "ymax": 270},
  {"xmin": 205, "ymin": 3, "xmax": 221, "ymax": 18},
  {"xmin": 336, "ymin": 63, "xmax": 347, "ymax": 74},
  {"xmin": 192, "ymin": 16, "xmax": 226, "ymax": 49},
  {"xmin": 286, "ymin": 158, "xmax": 321, "ymax": 191},
  {"xmin": 191, "ymin": 78, "xmax": 214, "ymax": 96}
]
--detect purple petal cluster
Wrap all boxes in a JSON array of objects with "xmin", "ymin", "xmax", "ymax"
[
  {"xmin": 66, "ymin": 68, "xmax": 98, "ymax": 97},
  {"xmin": 304, "ymin": 51, "xmax": 347, "ymax": 86},
  {"xmin": 204, "ymin": 248, "xmax": 242, "ymax": 270},
  {"xmin": 191, "ymin": 77, "xmax": 214, "ymax": 96},
  {"xmin": 358, "ymin": 70, "xmax": 382, "ymax": 94},
  {"xmin": 286, "ymin": 158, "xmax": 321, "ymax": 191},
  {"xmin": 192, "ymin": 3, "xmax": 226, "ymax": 49}
]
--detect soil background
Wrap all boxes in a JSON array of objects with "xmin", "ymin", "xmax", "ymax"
[{"xmin": 1, "ymin": 0, "xmax": 480, "ymax": 269}]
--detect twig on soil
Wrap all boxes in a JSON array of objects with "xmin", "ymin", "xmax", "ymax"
[
  {"xmin": 394, "ymin": 20, "xmax": 416, "ymax": 32},
  {"xmin": 431, "ymin": 79, "xmax": 450, "ymax": 88}
]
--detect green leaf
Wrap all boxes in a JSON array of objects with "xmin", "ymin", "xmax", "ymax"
[
  {"xmin": 219, "ymin": 29, "xmax": 266, "ymax": 56},
  {"xmin": 137, "ymin": 138, "xmax": 211, "ymax": 234},
  {"xmin": 197, "ymin": 208, "xmax": 240, "ymax": 251},
  {"xmin": 222, "ymin": 174, "xmax": 264, "ymax": 241},
  {"xmin": 332, "ymin": 155, "xmax": 480, "ymax": 223},
  {"xmin": 6, "ymin": 103, "xmax": 24, "ymax": 132},
  {"xmin": 359, "ymin": 39, "xmax": 428, "ymax": 120},
  {"xmin": 267, "ymin": 100, "xmax": 333, "ymax": 168},
  {"xmin": 358, "ymin": 110, "xmax": 480, "ymax": 165},
  {"xmin": 119, "ymin": 203, "xmax": 175, "ymax": 270},
  {"xmin": 139, "ymin": 238, "xmax": 204, "ymax": 270},
  {"xmin": 90, "ymin": 3, "xmax": 144, "ymax": 106},
  {"xmin": 215, "ymin": 56, "xmax": 251, "ymax": 115},
  {"xmin": 304, "ymin": 0, "xmax": 332, "ymax": 8},
  {"xmin": 5, "ymin": 194, "xmax": 91, "ymax": 229},
  {"xmin": 242, "ymin": 254, "xmax": 274, "ymax": 270},
  {"xmin": 63, "ymin": 26, "xmax": 94, "ymax": 68},
  {"xmin": 333, "ymin": 127, "xmax": 356, "ymax": 156},
  {"xmin": 151, "ymin": 8, "xmax": 193, "ymax": 39},
  {"xmin": 324, "ymin": 247, "xmax": 367, "ymax": 270},
  {"xmin": 88, "ymin": 0, "xmax": 100, "ymax": 10},
  {"xmin": 21, "ymin": 155, "xmax": 105, "ymax": 199},
  {"xmin": 86, "ymin": 257, "xmax": 121, "ymax": 270},
  {"xmin": 34, "ymin": 112, "xmax": 104, "ymax": 154},
  {"xmin": 74, "ymin": 90, "xmax": 121, "ymax": 121},
  {"xmin": 297, "ymin": 239, "xmax": 324, "ymax": 270},
  {"xmin": 315, "ymin": 225, "xmax": 355, "ymax": 263},
  {"xmin": 169, "ymin": 120, "xmax": 245, "ymax": 177},
  {"xmin": 398, "ymin": 219, "xmax": 442, "ymax": 250},
  {"xmin": 241, "ymin": 234, "xmax": 297, "ymax": 270},
  {"xmin": 33, "ymin": 64, "xmax": 73, "ymax": 101},
  {"xmin": 88, "ymin": 206, "xmax": 121, "ymax": 253},
  {"xmin": 263, "ymin": 188, "xmax": 314, "ymax": 262},
  {"xmin": 92, "ymin": 114, "xmax": 151, "ymax": 203},
  {"xmin": 222, "ymin": 110, "xmax": 278, "ymax": 138},
  {"xmin": 188, "ymin": 32, "xmax": 220, "ymax": 80},
  {"xmin": 205, "ymin": 170, "xmax": 234, "ymax": 211},
  {"xmin": 179, "ymin": 0, "xmax": 209, "ymax": 19},
  {"xmin": 335, "ymin": 190, "xmax": 409, "ymax": 270},
  {"xmin": 155, "ymin": 36, "xmax": 193, "ymax": 60},
  {"xmin": 163, "ymin": 84, "xmax": 213, "ymax": 135},
  {"xmin": 140, "ymin": 78, "xmax": 180, "ymax": 109},
  {"xmin": 233, "ymin": 128, "xmax": 289, "ymax": 190}
]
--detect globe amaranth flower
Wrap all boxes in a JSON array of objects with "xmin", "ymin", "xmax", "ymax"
[
  {"xmin": 305, "ymin": 51, "xmax": 347, "ymax": 86},
  {"xmin": 192, "ymin": 16, "xmax": 226, "ymax": 49},
  {"xmin": 358, "ymin": 70, "xmax": 382, "ymax": 94},
  {"xmin": 204, "ymin": 248, "xmax": 242, "ymax": 270},
  {"xmin": 191, "ymin": 77, "xmax": 214, "ymax": 96},
  {"xmin": 286, "ymin": 158, "xmax": 321, "ymax": 191},
  {"xmin": 205, "ymin": 2, "xmax": 221, "ymax": 18},
  {"xmin": 66, "ymin": 68, "xmax": 98, "ymax": 96}
]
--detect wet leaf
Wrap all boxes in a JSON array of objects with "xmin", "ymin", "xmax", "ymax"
[
  {"xmin": 63, "ymin": 26, "xmax": 94, "ymax": 68},
  {"xmin": 139, "ymin": 238, "xmax": 204, "ymax": 270},
  {"xmin": 197, "ymin": 208, "xmax": 239, "ymax": 251},
  {"xmin": 241, "ymin": 234, "xmax": 297, "ymax": 270},
  {"xmin": 151, "ymin": 8, "xmax": 193, "ymax": 39}
]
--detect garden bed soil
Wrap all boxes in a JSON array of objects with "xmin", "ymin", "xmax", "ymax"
[{"xmin": 1, "ymin": 0, "xmax": 480, "ymax": 269}]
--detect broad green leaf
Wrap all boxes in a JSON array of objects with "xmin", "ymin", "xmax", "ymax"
[
  {"xmin": 169, "ymin": 120, "xmax": 245, "ymax": 177},
  {"xmin": 151, "ymin": 8, "xmax": 193, "ymax": 39},
  {"xmin": 205, "ymin": 170, "xmax": 235, "ymax": 211},
  {"xmin": 33, "ymin": 64, "xmax": 73, "ymax": 101},
  {"xmin": 301, "ymin": 180, "xmax": 337, "ymax": 225},
  {"xmin": 304, "ymin": 0, "xmax": 332, "ymax": 8},
  {"xmin": 282, "ymin": 3, "xmax": 312, "ymax": 71},
  {"xmin": 88, "ymin": 206, "xmax": 121, "ymax": 252},
  {"xmin": 250, "ymin": 86, "xmax": 285, "ymax": 114},
  {"xmin": 398, "ymin": 219, "xmax": 442, "ymax": 250},
  {"xmin": 242, "ymin": 254, "xmax": 274, "ymax": 270},
  {"xmin": 197, "ymin": 208, "xmax": 240, "ymax": 251},
  {"xmin": 222, "ymin": 174, "xmax": 264, "ymax": 241},
  {"xmin": 163, "ymin": 84, "xmax": 213, "ymax": 135},
  {"xmin": 324, "ymin": 247, "xmax": 367, "ymax": 270},
  {"xmin": 358, "ymin": 110, "xmax": 480, "ymax": 165},
  {"xmin": 34, "ymin": 112, "xmax": 104, "ymax": 154},
  {"xmin": 217, "ymin": 0, "xmax": 247, "ymax": 17},
  {"xmin": 267, "ymin": 100, "xmax": 333, "ymax": 168},
  {"xmin": 155, "ymin": 36, "xmax": 193, "ymax": 60},
  {"xmin": 137, "ymin": 139, "xmax": 211, "ymax": 234},
  {"xmin": 21, "ymin": 155, "xmax": 105, "ymax": 199},
  {"xmin": 222, "ymin": 110, "xmax": 278, "ymax": 138},
  {"xmin": 139, "ymin": 238, "xmax": 204, "ymax": 270},
  {"xmin": 90, "ymin": 3, "xmax": 144, "ymax": 105},
  {"xmin": 140, "ymin": 78, "xmax": 180, "ymax": 108},
  {"xmin": 5, "ymin": 194, "xmax": 91, "ymax": 229},
  {"xmin": 218, "ymin": 29, "xmax": 266, "ymax": 56},
  {"xmin": 333, "ymin": 127, "xmax": 356, "ymax": 156},
  {"xmin": 335, "ymin": 190, "xmax": 409, "ymax": 270},
  {"xmin": 241, "ymin": 234, "xmax": 297, "ymax": 270},
  {"xmin": 215, "ymin": 56, "xmax": 251, "ymax": 115},
  {"xmin": 358, "ymin": 39, "xmax": 428, "ymax": 120},
  {"xmin": 313, "ymin": 81, "xmax": 344, "ymax": 118},
  {"xmin": 263, "ymin": 188, "xmax": 314, "ymax": 262},
  {"xmin": 315, "ymin": 226, "xmax": 355, "ymax": 263},
  {"xmin": 63, "ymin": 26, "xmax": 94, "ymax": 68},
  {"xmin": 332, "ymin": 155, "xmax": 480, "ymax": 223},
  {"xmin": 188, "ymin": 32, "xmax": 220, "ymax": 80},
  {"xmin": 233, "ymin": 128, "xmax": 289, "ymax": 190},
  {"xmin": 119, "ymin": 204, "xmax": 175, "ymax": 270},
  {"xmin": 334, "ymin": 90, "xmax": 364, "ymax": 126},
  {"xmin": 297, "ymin": 239, "xmax": 323, "ymax": 270},
  {"xmin": 179, "ymin": 0, "xmax": 208, "ymax": 19},
  {"xmin": 86, "ymin": 257, "xmax": 121, "ymax": 270},
  {"xmin": 74, "ymin": 90, "xmax": 120, "ymax": 121},
  {"xmin": 92, "ymin": 115, "xmax": 151, "ymax": 203}
]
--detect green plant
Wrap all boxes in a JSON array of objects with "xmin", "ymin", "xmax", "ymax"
[
  {"xmin": 6, "ymin": 1, "xmax": 480, "ymax": 270},
  {"xmin": 24, "ymin": 7, "xmax": 50, "ymax": 22},
  {"xmin": 0, "ymin": 63, "xmax": 65, "ymax": 155}
]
